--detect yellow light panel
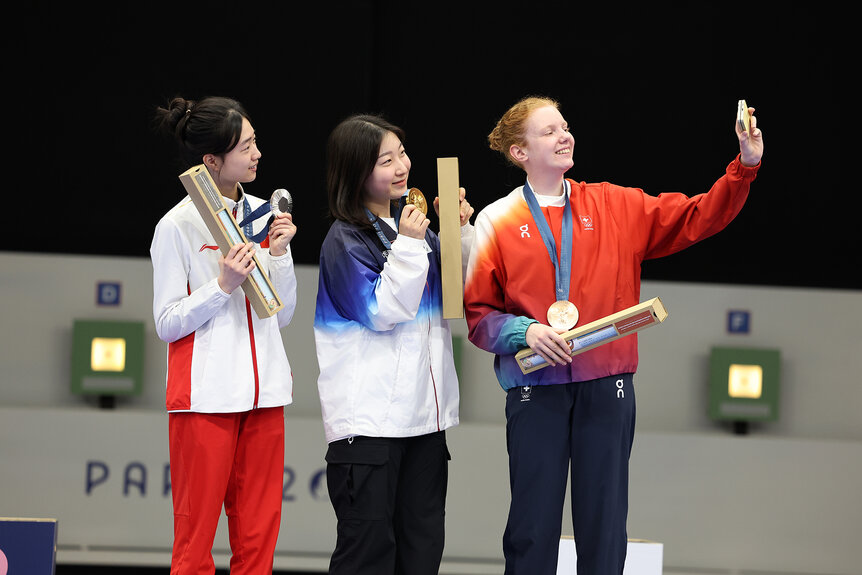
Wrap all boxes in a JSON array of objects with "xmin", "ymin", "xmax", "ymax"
[
  {"xmin": 91, "ymin": 337, "xmax": 126, "ymax": 372},
  {"xmin": 728, "ymin": 363, "xmax": 762, "ymax": 398}
]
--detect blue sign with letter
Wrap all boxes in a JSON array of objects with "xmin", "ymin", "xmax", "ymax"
[{"xmin": 727, "ymin": 310, "xmax": 751, "ymax": 334}]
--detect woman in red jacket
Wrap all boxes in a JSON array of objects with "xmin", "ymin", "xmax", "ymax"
[{"xmin": 463, "ymin": 96, "xmax": 763, "ymax": 574}]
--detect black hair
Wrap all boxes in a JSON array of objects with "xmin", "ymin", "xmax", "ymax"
[
  {"xmin": 153, "ymin": 96, "xmax": 251, "ymax": 169},
  {"xmin": 325, "ymin": 114, "xmax": 405, "ymax": 227}
]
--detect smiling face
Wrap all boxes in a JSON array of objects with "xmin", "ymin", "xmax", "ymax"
[
  {"xmin": 511, "ymin": 105, "xmax": 575, "ymax": 177},
  {"xmin": 220, "ymin": 117, "xmax": 261, "ymax": 184},
  {"xmin": 363, "ymin": 130, "xmax": 411, "ymax": 215},
  {"xmin": 204, "ymin": 116, "xmax": 261, "ymax": 199}
]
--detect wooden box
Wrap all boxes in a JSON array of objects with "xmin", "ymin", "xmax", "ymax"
[
  {"xmin": 515, "ymin": 297, "xmax": 668, "ymax": 374},
  {"xmin": 178, "ymin": 164, "xmax": 283, "ymax": 319}
]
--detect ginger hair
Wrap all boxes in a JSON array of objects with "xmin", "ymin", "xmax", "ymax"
[{"xmin": 488, "ymin": 96, "xmax": 560, "ymax": 168}]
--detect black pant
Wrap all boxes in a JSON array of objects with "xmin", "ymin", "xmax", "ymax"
[
  {"xmin": 325, "ymin": 431, "xmax": 450, "ymax": 575},
  {"xmin": 503, "ymin": 374, "xmax": 636, "ymax": 575}
]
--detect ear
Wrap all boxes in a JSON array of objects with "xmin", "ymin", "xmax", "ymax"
[
  {"xmin": 202, "ymin": 153, "xmax": 220, "ymax": 171},
  {"xmin": 509, "ymin": 143, "xmax": 528, "ymax": 163}
]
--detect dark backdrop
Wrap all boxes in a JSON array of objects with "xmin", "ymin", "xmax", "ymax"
[{"xmin": 10, "ymin": 2, "xmax": 851, "ymax": 290}]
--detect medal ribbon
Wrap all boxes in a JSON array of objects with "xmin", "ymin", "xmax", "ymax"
[
  {"xmin": 365, "ymin": 196, "xmax": 409, "ymax": 252},
  {"xmin": 238, "ymin": 198, "xmax": 274, "ymax": 244},
  {"xmin": 522, "ymin": 179, "xmax": 573, "ymax": 303}
]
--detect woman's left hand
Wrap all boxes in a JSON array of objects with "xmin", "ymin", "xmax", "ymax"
[
  {"xmin": 736, "ymin": 106, "xmax": 764, "ymax": 167},
  {"xmin": 268, "ymin": 212, "xmax": 297, "ymax": 256},
  {"xmin": 457, "ymin": 187, "xmax": 474, "ymax": 226},
  {"xmin": 432, "ymin": 187, "xmax": 474, "ymax": 226}
]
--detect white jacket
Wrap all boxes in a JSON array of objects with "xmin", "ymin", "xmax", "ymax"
[
  {"xmin": 150, "ymin": 189, "xmax": 296, "ymax": 413},
  {"xmin": 313, "ymin": 217, "xmax": 472, "ymax": 443}
]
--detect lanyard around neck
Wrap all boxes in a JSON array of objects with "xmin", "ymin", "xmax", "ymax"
[
  {"xmin": 365, "ymin": 197, "xmax": 407, "ymax": 251},
  {"xmin": 522, "ymin": 179, "xmax": 573, "ymax": 302}
]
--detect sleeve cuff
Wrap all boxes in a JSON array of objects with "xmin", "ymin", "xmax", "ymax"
[
  {"xmin": 394, "ymin": 234, "xmax": 427, "ymax": 251},
  {"xmin": 732, "ymin": 153, "xmax": 761, "ymax": 175},
  {"xmin": 501, "ymin": 316, "xmax": 539, "ymax": 351},
  {"xmin": 268, "ymin": 244, "xmax": 294, "ymax": 263}
]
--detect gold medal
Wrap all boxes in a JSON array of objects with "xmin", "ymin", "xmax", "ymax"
[
  {"xmin": 406, "ymin": 187, "xmax": 428, "ymax": 215},
  {"xmin": 547, "ymin": 300, "xmax": 579, "ymax": 331}
]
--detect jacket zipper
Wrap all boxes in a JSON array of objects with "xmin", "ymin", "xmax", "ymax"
[
  {"xmin": 234, "ymin": 201, "xmax": 261, "ymax": 409},
  {"xmin": 424, "ymin": 280, "xmax": 440, "ymax": 431},
  {"xmin": 246, "ymin": 297, "xmax": 260, "ymax": 408}
]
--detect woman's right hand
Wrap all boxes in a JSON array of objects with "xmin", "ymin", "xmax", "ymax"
[
  {"xmin": 525, "ymin": 322, "xmax": 573, "ymax": 367},
  {"xmin": 398, "ymin": 204, "xmax": 430, "ymax": 240},
  {"xmin": 217, "ymin": 242, "xmax": 256, "ymax": 294}
]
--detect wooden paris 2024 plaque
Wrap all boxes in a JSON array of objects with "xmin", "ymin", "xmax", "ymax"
[
  {"xmin": 437, "ymin": 157, "xmax": 464, "ymax": 319},
  {"xmin": 178, "ymin": 164, "xmax": 284, "ymax": 319},
  {"xmin": 515, "ymin": 297, "xmax": 669, "ymax": 374}
]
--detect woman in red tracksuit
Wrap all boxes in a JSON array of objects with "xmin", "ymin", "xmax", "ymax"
[{"xmin": 151, "ymin": 96, "xmax": 298, "ymax": 574}]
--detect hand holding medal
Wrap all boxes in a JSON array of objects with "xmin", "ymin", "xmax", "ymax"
[
  {"xmin": 268, "ymin": 189, "xmax": 296, "ymax": 257},
  {"xmin": 398, "ymin": 191, "xmax": 430, "ymax": 240}
]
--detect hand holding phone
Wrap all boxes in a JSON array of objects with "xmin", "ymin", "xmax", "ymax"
[{"xmin": 737, "ymin": 99, "xmax": 751, "ymax": 133}]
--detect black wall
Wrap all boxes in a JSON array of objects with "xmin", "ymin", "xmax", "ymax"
[{"xmin": 11, "ymin": 2, "xmax": 850, "ymax": 289}]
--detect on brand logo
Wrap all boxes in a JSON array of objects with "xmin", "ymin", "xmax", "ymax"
[
  {"xmin": 616, "ymin": 378, "xmax": 625, "ymax": 399},
  {"xmin": 520, "ymin": 224, "xmax": 530, "ymax": 238}
]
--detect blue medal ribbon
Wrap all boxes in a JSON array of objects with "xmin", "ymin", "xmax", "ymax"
[
  {"xmin": 522, "ymin": 179, "xmax": 573, "ymax": 303},
  {"xmin": 237, "ymin": 198, "xmax": 274, "ymax": 244},
  {"xmin": 365, "ymin": 197, "xmax": 407, "ymax": 252}
]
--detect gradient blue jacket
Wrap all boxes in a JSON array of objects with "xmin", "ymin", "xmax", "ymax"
[{"xmin": 314, "ymin": 215, "xmax": 471, "ymax": 443}]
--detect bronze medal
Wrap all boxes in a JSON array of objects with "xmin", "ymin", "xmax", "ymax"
[{"xmin": 547, "ymin": 300, "xmax": 579, "ymax": 331}]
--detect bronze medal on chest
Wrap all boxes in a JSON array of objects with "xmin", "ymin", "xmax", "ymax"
[{"xmin": 547, "ymin": 300, "xmax": 579, "ymax": 331}]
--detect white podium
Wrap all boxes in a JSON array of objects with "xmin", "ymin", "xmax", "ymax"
[{"xmin": 557, "ymin": 537, "xmax": 662, "ymax": 574}]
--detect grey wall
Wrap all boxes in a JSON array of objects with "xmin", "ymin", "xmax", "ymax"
[
  {"xmin": 4, "ymin": 251, "xmax": 859, "ymax": 440},
  {"xmin": 1, "ymin": 251, "xmax": 860, "ymax": 574}
]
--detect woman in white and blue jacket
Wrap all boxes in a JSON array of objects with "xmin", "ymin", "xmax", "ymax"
[{"xmin": 314, "ymin": 114, "xmax": 473, "ymax": 575}]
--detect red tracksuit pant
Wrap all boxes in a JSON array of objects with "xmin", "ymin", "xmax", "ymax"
[{"xmin": 168, "ymin": 406, "xmax": 285, "ymax": 574}]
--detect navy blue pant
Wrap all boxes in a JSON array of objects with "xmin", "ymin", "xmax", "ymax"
[
  {"xmin": 503, "ymin": 374, "xmax": 636, "ymax": 575},
  {"xmin": 324, "ymin": 431, "xmax": 450, "ymax": 575}
]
